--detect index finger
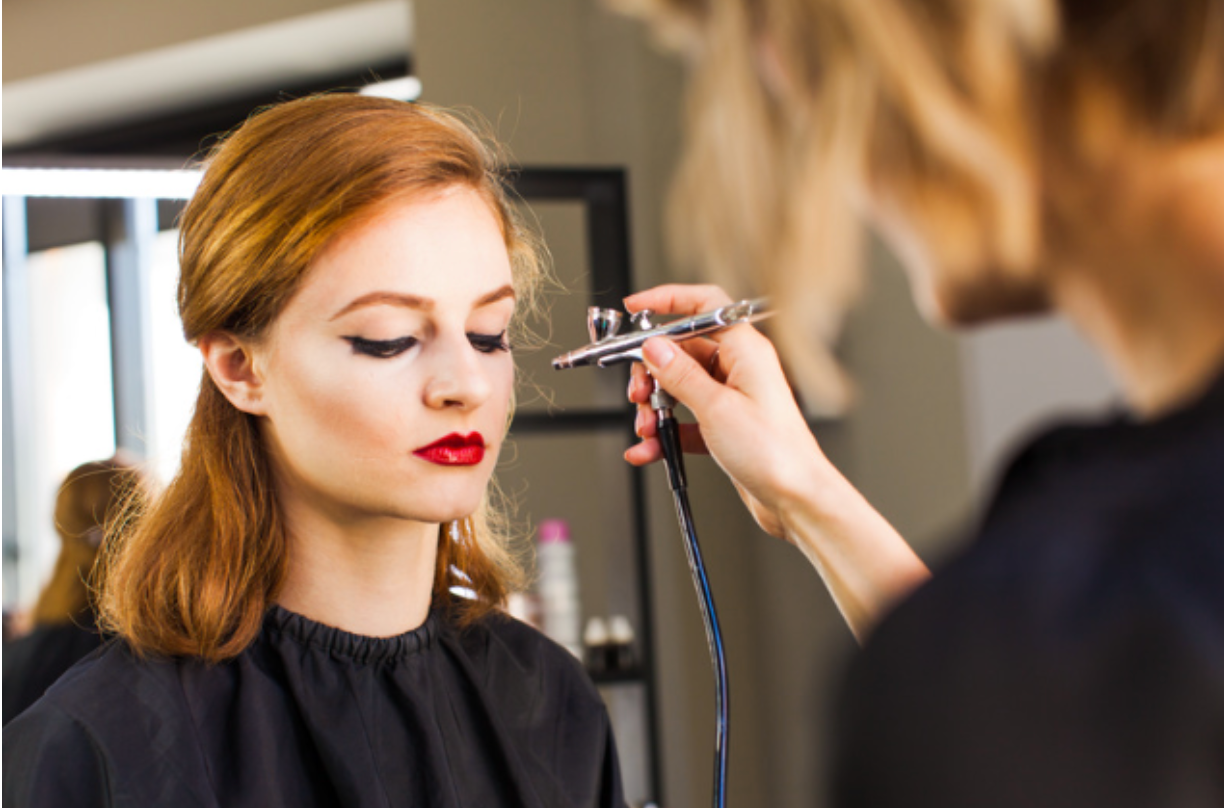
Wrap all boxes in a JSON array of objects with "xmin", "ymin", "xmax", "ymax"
[{"xmin": 623, "ymin": 284, "xmax": 734, "ymax": 317}]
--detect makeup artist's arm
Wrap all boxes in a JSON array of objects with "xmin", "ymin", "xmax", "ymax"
[{"xmin": 624, "ymin": 284, "xmax": 930, "ymax": 643}]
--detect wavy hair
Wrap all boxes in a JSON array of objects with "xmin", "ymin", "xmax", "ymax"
[{"xmin": 614, "ymin": 0, "xmax": 1224, "ymax": 410}]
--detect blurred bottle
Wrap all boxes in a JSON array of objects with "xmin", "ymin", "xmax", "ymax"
[
  {"xmin": 583, "ymin": 616, "xmax": 610, "ymax": 674},
  {"xmin": 537, "ymin": 519, "xmax": 582, "ymax": 657},
  {"xmin": 608, "ymin": 614, "xmax": 637, "ymax": 672}
]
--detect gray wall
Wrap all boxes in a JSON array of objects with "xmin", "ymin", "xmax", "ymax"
[{"xmin": 4, "ymin": 0, "xmax": 377, "ymax": 80}]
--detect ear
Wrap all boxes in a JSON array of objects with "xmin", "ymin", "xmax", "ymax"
[{"xmin": 199, "ymin": 331, "xmax": 268, "ymax": 416}]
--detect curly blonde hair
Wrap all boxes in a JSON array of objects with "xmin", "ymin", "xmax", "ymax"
[{"xmin": 615, "ymin": 0, "xmax": 1224, "ymax": 410}]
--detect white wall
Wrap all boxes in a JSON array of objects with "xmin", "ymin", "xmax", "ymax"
[{"xmin": 960, "ymin": 317, "xmax": 1120, "ymax": 495}]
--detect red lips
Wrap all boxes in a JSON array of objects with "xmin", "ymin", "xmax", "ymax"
[{"xmin": 413, "ymin": 432, "xmax": 486, "ymax": 466}]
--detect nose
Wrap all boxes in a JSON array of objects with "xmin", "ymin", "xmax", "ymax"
[{"xmin": 422, "ymin": 333, "xmax": 495, "ymax": 411}]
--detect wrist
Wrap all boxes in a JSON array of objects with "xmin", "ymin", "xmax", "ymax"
[{"xmin": 771, "ymin": 443, "xmax": 857, "ymax": 550}]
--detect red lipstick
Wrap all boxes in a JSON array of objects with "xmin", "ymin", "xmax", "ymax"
[{"xmin": 413, "ymin": 432, "xmax": 486, "ymax": 466}]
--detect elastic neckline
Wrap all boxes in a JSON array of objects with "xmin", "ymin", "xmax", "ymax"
[{"xmin": 264, "ymin": 605, "xmax": 439, "ymax": 665}]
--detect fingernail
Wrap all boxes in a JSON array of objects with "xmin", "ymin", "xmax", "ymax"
[{"xmin": 643, "ymin": 338, "xmax": 675, "ymax": 368}]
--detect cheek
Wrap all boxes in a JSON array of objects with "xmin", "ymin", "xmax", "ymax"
[
  {"xmin": 285, "ymin": 358, "xmax": 351, "ymax": 417},
  {"xmin": 269, "ymin": 351, "xmax": 402, "ymax": 447}
]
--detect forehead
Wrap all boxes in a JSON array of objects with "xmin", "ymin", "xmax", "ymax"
[{"xmin": 295, "ymin": 186, "xmax": 513, "ymax": 313}]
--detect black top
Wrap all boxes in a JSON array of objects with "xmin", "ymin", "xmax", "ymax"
[
  {"xmin": 3, "ymin": 612, "xmax": 105, "ymax": 725},
  {"xmin": 832, "ymin": 368, "xmax": 1224, "ymax": 807},
  {"xmin": 3, "ymin": 604, "xmax": 625, "ymax": 808}
]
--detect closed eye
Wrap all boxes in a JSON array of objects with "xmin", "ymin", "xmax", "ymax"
[
  {"xmin": 344, "ymin": 336, "xmax": 418, "ymax": 358},
  {"xmin": 468, "ymin": 331, "xmax": 510, "ymax": 354}
]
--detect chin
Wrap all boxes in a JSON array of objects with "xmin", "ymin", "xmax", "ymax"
[
  {"xmin": 923, "ymin": 270, "xmax": 1052, "ymax": 327},
  {"xmin": 397, "ymin": 491, "xmax": 487, "ymax": 526}
]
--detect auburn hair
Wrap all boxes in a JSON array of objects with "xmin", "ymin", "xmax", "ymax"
[
  {"xmin": 614, "ymin": 0, "xmax": 1224, "ymax": 411},
  {"xmin": 97, "ymin": 95, "xmax": 543, "ymax": 661}
]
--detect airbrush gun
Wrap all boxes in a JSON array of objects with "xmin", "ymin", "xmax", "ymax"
[
  {"xmin": 553, "ymin": 297, "xmax": 772, "ymax": 808},
  {"xmin": 551, "ymin": 297, "xmax": 772, "ymax": 370}
]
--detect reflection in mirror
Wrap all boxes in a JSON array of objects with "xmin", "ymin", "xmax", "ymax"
[{"xmin": 23, "ymin": 242, "xmax": 116, "ymax": 596}]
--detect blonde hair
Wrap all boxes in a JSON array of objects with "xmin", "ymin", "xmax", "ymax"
[
  {"xmin": 99, "ymin": 95, "xmax": 542, "ymax": 661},
  {"xmin": 615, "ymin": 0, "xmax": 1224, "ymax": 410}
]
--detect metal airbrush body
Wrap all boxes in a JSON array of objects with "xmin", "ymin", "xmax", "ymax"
[
  {"xmin": 551, "ymin": 297, "xmax": 772, "ymax": 370},
  {"xmin": 552, "ymin": 296, "xmax": 771, "ymax": 808}
]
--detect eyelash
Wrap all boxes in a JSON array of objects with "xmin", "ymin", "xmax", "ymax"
[
  {"xmin": 344, "ymin": 332, "xmax": 510, "ymax": 358},
  {"xmin": 468, "ymin": 331, "xmax": 511, "ymax": 354}
]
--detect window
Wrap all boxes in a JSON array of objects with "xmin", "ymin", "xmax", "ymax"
[
  {"xmin": 3, "ymin": 192, "xmax": 198, "ymax": 609},
  {"xmin": 18, "ymin": 242, "xmax": 117, "ymax": 600},
  {"xmin": 147, "ymin": 227, "xmax": 202, "ymax": 482}
]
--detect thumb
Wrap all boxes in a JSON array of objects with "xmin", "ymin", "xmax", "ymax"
[{"xmin": 641, "ymin": 338, "xmax": 726, "ymax": 415}]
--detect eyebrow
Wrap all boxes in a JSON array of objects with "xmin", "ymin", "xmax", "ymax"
[
  {"xmin": 475, "ymin": 284, "xmax": 516, "ymax": 308},
  {"xmin": 330, "ymin": 284, "xmax": 516, "ymax": 321}
]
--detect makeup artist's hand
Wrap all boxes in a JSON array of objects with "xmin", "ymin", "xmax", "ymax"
[
  {"xmin": 624, "ymin": 285, "xmax": 827, "ymax": 539},
  {"xmin": 624, "ymin": 284, "xmax": 930, "ymax": 642}
]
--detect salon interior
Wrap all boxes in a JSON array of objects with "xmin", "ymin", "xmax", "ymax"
[{"xmin": 3, "ymin": 1, "xmax": 1121, "ymax": 805}]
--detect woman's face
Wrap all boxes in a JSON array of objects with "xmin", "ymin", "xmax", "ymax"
[{"xmin": 250, "ymin": 185, "xmax": 516, "ymax": 532}]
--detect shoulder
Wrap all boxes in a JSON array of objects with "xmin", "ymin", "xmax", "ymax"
[
  {"xmin": 857, "ymin": 395, "xmax": 1224, "ymax": 685},
  {"xmin": 860, "ymin": 522, "xmax": 1224, "ymax": 681},
  {"xmin": 4, "ymin": 622, "xmax": 107, "ymax": 724},
  {"xmin": 438, "ymin": 609, "xmax": 624, "ymax": 805},
  {"xmin": 833, "ymin": 540, "xmax": 1224, "ymax": 805},
  {"xmin": 439, "ymin": 606, "xmax": 612, "ymax": 732},
  {"xmin": 3, "ymin": 699, "xmax": 110, "ymax": 807},
  {"xmin": 953, "ymin": 397, "xmax": 1224, "ymax": 633},
  {"xmin": 446, "ymin": 608, "xmax": 597, "ymax": 693},
  {"xmin": 32, "ymin": 638, "xmax": 180, "ymax": 721},
  {"xmin": 832, "ymin": 392, "xmax": 1224, "ymax": 802},
  {"xmin": 4, "ymin": 640, "xmax": 217, "ymax": 807}
]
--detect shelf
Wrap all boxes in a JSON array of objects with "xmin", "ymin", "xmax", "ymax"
[{"xmin": 588, "ymin": 666, "xmax": 646, "ymax": 686}]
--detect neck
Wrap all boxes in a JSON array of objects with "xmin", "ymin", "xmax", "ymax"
[
  {"xmin": 276, "ymin": 516, "xmax": 439, "ymax": 637},
  {"xmin": 1049, "ymin": 138, "xmax": 1224, "ymax": 418}
]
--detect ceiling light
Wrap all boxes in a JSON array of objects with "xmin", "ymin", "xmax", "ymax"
[{"xmin": 1, "ymin": 168, "xmax": 204, "ymax": 199}]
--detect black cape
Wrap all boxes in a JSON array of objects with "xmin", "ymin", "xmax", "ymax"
[
  {"xmin": 832, "ymin": 367, "xmax": 1224, "ymax": 806},
  {"xmin": 3, "ymin": 612, "xmax": 105, "ymax": 726},
  {"xmin": 3, "ymin": 604, "xmax": 625, "ymax": 808}
]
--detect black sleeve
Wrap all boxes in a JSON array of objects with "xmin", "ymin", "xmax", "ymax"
[{"xmin": 3, "ymin": 706, "xmax": 110, "ymax": 808}]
